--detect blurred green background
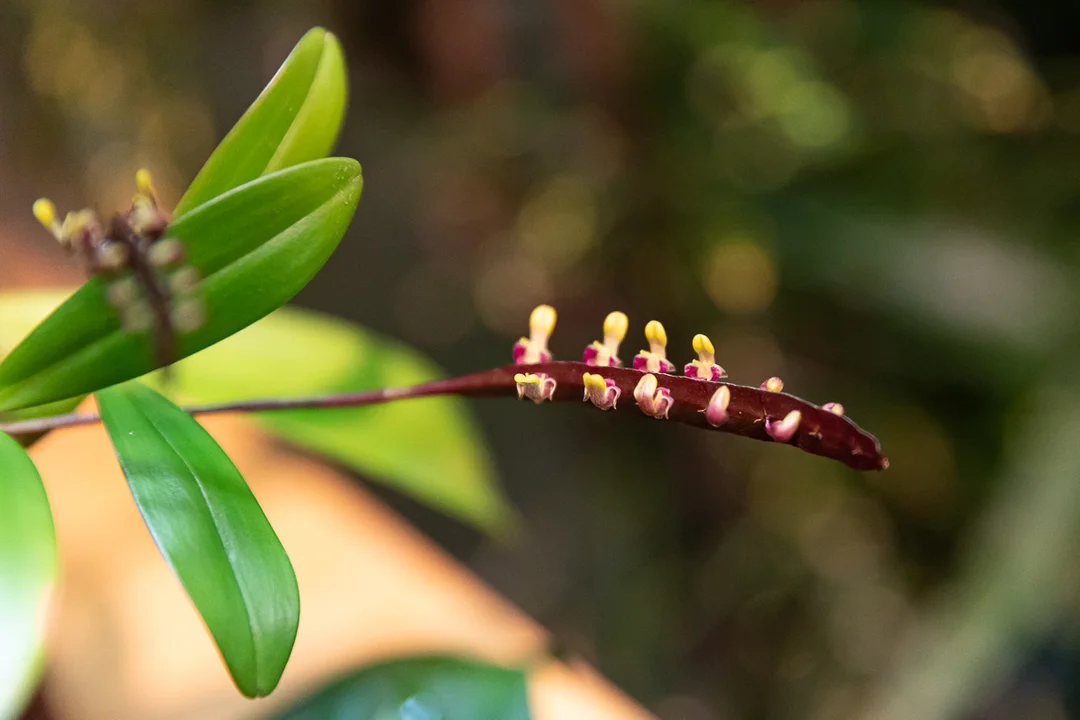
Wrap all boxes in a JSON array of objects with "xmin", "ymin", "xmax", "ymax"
[{"xmin": 3, "ymin": 0, "xmax": 1080, "ymax": 718}]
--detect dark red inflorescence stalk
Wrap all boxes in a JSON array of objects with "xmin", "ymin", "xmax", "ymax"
[
  {"xmin": 441, "ymin": 361, "xmax": 887, "ymax": 471},
  {"xmin": 497, "ymin": 305, "xmax": 887, "ymax": 471}
]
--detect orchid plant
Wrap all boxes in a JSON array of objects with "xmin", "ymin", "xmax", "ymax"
[{"xmin": 0, "ymin": 27, "xmax": 886, "ymax": 720}]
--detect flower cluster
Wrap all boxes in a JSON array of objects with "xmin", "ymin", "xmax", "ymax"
[
  {"xmin": 508, "ymin": 304, "xmax": 870, "ymax": 467},
  {"xmin": 32, "ymin": 170, "xmax": 205, "ymax": 362}
]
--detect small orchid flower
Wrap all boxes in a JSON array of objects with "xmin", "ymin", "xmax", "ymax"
[
  {"xmin": 633, "ymin": 373, "xmax": 674, "ymax": 419},
  {"xmin": 513, "ymin": 304, "xmax": 557, "ymax": 364},
  {"xmin": 704, "ymin": 385, "xmax": 731, "ymax": 427},
  {"xmin": 514, "ymin": 372, "xmax": 557, "ymax": 403},
  {"xmin": 684, "ymin": 333, "xmax": 726, "ymax": 381},
  {"xmin": 582, "ymin": 372, "xmax": 620, "ymax": 410},
  {"xmin": 765, "ymin": 410, "xmax": 802, "ymax": 442},
  {"xmin": 583, "ymin": 311, "xmax": 628, "ymax": 367},
  {"xmin": 633, "ymin": 320, "xmax": 676, "ymax": 373},
  {"xmin": 761, "ymin": 376, "xmax": 784, "ymax": 393},
  {"xmin": 822, "ymin": 402, "xmax": 845, "ymax": 416}
]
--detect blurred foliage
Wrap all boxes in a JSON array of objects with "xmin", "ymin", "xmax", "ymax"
[
  {"xmin": 4, "ymin": 0, "xmax": 1080, "ymax": 718},
  {"xmin": 268, "ymin": 656, "xmax": 530, "ymax": 720}
]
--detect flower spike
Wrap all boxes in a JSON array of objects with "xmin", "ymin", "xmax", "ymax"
[
  {"xmin": 513, "ymin": 304, "xmax": 557, "ymax": 364},
  {"xmin": 633, "ymin": 320, "xmax": 676, "ymax": 373},
  {"xmin": 633, "ymin": 373, "xmax": 673, "ymax": 419},
  {"xmin": 583, "ymin": 311, "xmax": 628, "ymax": 367},
  {"xmin": 515, "ymin": 372, "xmax": 557, "ymax": 403},
  {"xmin": 704, "ymin": 385, "xmax": 731, "ymax": 427},
  {"xmin": 582, "ymin": 372, "xmax": 620, "ymax": 410},
  {"xmin": 761, "ymin": 376, "xmax": 784, "ymax": 393},
  {"xmin": 766, "ymin": 410, "xmax": 801, "ymax": 442},
  {"xmin": 684, "ymin": 333, "xmax": 727, "ymax": 381},
  {"xmin": 822, "ymin": 402, "xmax": 845, "ymax": 416}
]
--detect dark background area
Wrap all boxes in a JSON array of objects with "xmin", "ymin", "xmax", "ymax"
[{"xmin": 4, "ymin": 1, "xmax": 1080, "ymax": 718}]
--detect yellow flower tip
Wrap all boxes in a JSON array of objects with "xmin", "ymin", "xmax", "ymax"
[
  {"xmin": 582, "ymin": 371, "xmax": 620, "ymax": 410},
  {"xmin": 762, "ymin": 376, "xmax": 784, "ymax": 393},
  {"xmin": 32, "ymin": 198, "xmax": 59, "ymax": 234},
  {"xmin": 529, "ymin": 304, "xmax": 557, "ymax": 337},
  {"xmin": 603, "ymin": 311, "xmax": 629, "ymax": 342},
  {"xmin": 692, "ymin": 333, "xmax": 714, "ymax": 357},
  {"xmin": 644, "ymin": 320, "xmax": 667, "ymax": 347},
  {"xmin": 582, "ymin": 372, "xmax": 606, "ymax": 392},
  {"xmin": 135, "ymin": 168, "xmax": 154, "ymax": 196},
  {"xmin": 516, "ymin": 371, "xmax": 556, "ymax": 403},
  {"xmin": 823, "ymin": 402, "xmax": 845, "ymax": 416}
]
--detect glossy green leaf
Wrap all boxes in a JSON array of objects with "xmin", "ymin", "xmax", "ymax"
[
  {"xmin": 96, "ymin": 382, "xmax": 298, "ymax": 698},
  {"xmin": 0, "ymin": 292, "xmax": 511, "ymax": 534},
  {"xmin": 0, "ymin": 432, "xmax": 57, "ymax": 720},
  {"xmin": 153, "ymin": 308, "xmax": 514, "ymax": 536},
  {"xmin": 0, "ymin": 291, "xmax": 85, "ymax": 445},
  {"xmin": 269, "ymin": 656, "xmax": 531, "ymax": 720},
  {"xmin": 174, "ymin": 27, "xmax": 347, "ymax": 216},
  {"xmin": 0, "ymin": 157, "xmax": 362, "ymax": 413}
]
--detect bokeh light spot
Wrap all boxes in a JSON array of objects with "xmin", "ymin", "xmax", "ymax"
[{"xmin": 703, "ymin": 239, "xmax": 778, "ymax": 314}]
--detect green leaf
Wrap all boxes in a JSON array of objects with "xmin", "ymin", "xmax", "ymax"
[
  {"xmin": 174, "ymin": 27, "xmax": 347, "ymax": 217},
  {"xmin": 96, "ymin": 382, "xmax": 298, "ymax": 698},
  {"xmin": 0, "ymin": 292, "xmax": 84, "ymax": 447},
  {"xmin": 268, "ymin": 656, "xmax": 531, "ymax": 720},
  {"xmin": 0, "ymin": 292, "xmax": 511, "ymax": 534},
  {"xmin": 154, "ymin": 308, "xmax": 514, "ymax": 536},
  {"xmin": 0, "ymin": 157, "xmax": 362, "ymax": 413},
  {"xmin": 0, "ymin": 432, "xmax": 57, "ymax": 720}
]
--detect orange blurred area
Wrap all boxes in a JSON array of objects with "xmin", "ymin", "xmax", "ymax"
[{"xmin": 30, "ymin": 410, "xmax": 652, "ymax": 720}]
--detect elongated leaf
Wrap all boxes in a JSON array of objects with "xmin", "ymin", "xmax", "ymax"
[
  {"xmin": 0, "ymin": 432, "xmax": 56, "ymax": 720},
  {"xmin": 154, "ymin": 308, "xmax": 512, "ymax": 535},
  {"xmin": 0, "ymin": 158, "xmax": 362, "ymax": 412},
  {"xmin": 0, "ymin": 293, "xmax": 511, "ymax": 533},
  {"xmin": 269, "ymin": 656, "xmax": 531, "ymax": 720},
  {"xmin": 97, "ymin": 382, "xmax": 298, "ymax": 698},
  {"xmin": 174, "ymin": 28, "xmax": 347, "ymax": 216}
]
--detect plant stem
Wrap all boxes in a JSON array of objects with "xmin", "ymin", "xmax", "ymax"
[
  {"xmin": 0, "ymin": 369, "xmax": 507, "ymax": 437},
  {"xmin": 0, "ymin": 362, "xmax": 888, "ymax": 471}
]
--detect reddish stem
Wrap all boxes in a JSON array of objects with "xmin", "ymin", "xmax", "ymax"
[{"xmin": 0, "ymin": 361, "xmax": 887, "ymax": 471}]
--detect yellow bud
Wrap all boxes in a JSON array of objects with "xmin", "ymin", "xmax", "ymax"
[
  {"xmin": 644, "ymin": 320, "xmax": 667, "ymax": 347},
  {"xmin": 514, "ymin": 373, "xmax": 541, "ymax": 385},
  {"xmin": 603, "ymin": 311, "xmax": 628, "ymax": 341},
  {"xmin": 32, "ymin": 198, "xmax": 58, "ymax": 233},
  {"xmin": 136, "ymin": 168, "xmax": 154, "ymax": 195},
  {"xmin": 692, "ymin": 333, "xmax": 714, "ymax": 357},
  {"xmin": 529, "ymin": 304, "xmax": 557, "ymax": 336},
  {"xmin": 634, "ymin": 372, "xmax": 658, "ymax": 399},
  {"xmin": 763, "ymin": 376, "xmax": 784, "ymax": 393}
]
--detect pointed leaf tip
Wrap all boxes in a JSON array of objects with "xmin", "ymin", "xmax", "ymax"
[{"xmin": 175, "ymin": 27, "xmax": 349, "ymax": 216}]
